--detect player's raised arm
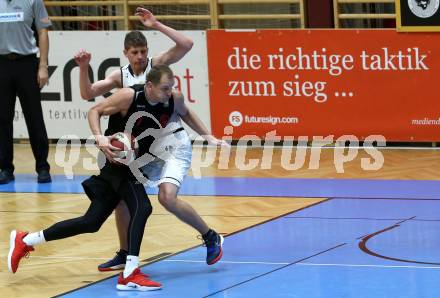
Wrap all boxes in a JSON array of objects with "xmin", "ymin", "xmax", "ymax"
[
  {"xmin": 136, "ymin": 7, "xmax": 193, "ymax": 65},
  {"xmin": 74, "ymin": 49, "xmax": 121, "ymax": 100}
]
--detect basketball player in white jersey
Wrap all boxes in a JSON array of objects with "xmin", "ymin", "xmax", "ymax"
[
  {"xmin": 74, "ymin": 7, "xmax": 225, "ymax": 271},
  {"xmin": 74, "ymin": 7, "xmax": 192, "ymax": 98}
]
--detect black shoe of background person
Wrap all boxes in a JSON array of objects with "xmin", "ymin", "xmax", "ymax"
[
  {"xmin": 37, "ymin": 170, "xmax": 51, "ymax": 183},
  {"xmin": 0, "ymin": 170, "xmax": 15, "ymax": 184}
]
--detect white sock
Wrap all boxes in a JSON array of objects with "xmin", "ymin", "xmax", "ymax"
[
  {"xmin": 23, "ymin": 231, "xmax": 46, "ymax": 246},
  {"xmin": 123, "ymin": 255, "xmax": 139, "ymax": 278}
]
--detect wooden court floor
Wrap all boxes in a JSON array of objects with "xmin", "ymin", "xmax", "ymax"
[{"xmin": 0, "ymin": 144, "xmax": 439, "ymax": 297}]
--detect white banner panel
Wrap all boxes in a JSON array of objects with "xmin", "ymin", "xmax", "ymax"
[{"xmin": 13, "ymin": 31, "xmax": 210, "ymax": 139}]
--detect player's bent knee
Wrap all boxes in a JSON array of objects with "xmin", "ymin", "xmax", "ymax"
[
  {"xmin": 81, "ymin": 217, "xmax": 104, "ymax": 233},
  {"xmin": 158, "ymin": 193, "xmax": 177, "ymax": 210},
  {"xmin": 84, "ymin": 222, "xmax": 102, "ymax": 233}
]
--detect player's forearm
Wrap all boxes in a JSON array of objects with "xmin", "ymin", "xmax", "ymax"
[
  {"xmin": 182, "ymin": 110, "xmax": 210, "ymax": 137},
  {"xmin": 153, "ymin": 21, "xmax": 193, "ymax": 51},
  {"xmin": 88, "ymin": 108, "xmax": 103, "ymax": 137},
  {"xmin": 79, "ymin": 67, "xmax": 96, "ymax": 100}
]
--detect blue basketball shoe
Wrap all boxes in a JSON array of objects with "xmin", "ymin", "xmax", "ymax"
[
  {"xmin": 202, "ymin": 230, "xmax": 224, "ymax": 265},
  {"xmin": 98, "ymin": 249, "xmax": 127, "ymax": 271}
]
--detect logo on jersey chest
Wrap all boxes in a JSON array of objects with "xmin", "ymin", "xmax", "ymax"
[{"xmin": 0, "ymin": 12, "xmax": 24, "ymax": 23}]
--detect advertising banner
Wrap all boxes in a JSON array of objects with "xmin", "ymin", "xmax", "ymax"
[{"xmin": 207, "ymin": 30, "xmax": 440, "ymax": 141}]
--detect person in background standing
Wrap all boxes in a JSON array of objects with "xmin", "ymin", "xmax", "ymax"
[{"xmin": 0, "ymin": 0, "xmax": 52, "ymax": 184}]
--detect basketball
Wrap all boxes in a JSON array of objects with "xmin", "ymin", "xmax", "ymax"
[{"xmin": 110, "ymin": 132, "xmax": 139, "ymax": 162}]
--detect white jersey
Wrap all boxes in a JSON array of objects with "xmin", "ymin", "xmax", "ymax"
[{"xmin": 120, "ymin": 57, "xmax": 152, "ymax": 89}]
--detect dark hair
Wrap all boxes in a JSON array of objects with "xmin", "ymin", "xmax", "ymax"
[
  {"xmin": 124, "ymin": 30, "xmax": 147, "ymax": 49},
  {"xmin": 146, "ymin": 64, "xmax": 174, "ymax": 85}
]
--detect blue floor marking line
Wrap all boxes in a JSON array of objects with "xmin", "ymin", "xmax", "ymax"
[{"xmin": 1, "ymin": 174, "xmax": 440, "ymax": 199}]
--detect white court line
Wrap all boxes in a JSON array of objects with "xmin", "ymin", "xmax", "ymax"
[
  {"xmin": 29, "ymin": 256, "xmax": 109, "ymax": 260},
  {"xmin": 16, "ymin": 256, "xmax": 440, "ymax": 269},
  {"xmin": 162, "ymin": 259, "xmax": 440, "ymax": 269},
  {"xmin": 296, "ymin": 263, "xmax": 440, "ymax": 269},
  {"xmin": 164, "ymin": 260, "xmax": 289, "ymax": 265}
]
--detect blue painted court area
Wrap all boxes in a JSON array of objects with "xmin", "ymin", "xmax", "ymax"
[
  {"xmin": 1, "ymin": 174, "xmax": 440, "ymax": 199},
  {"xmin": 60, "ymin": 197, "xmax": 440, "ymax": 298}
]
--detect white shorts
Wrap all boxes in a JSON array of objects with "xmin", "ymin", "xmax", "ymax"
[{"xmin": 141, "ymin": 129, "xmax": 192, "ymax": 188}]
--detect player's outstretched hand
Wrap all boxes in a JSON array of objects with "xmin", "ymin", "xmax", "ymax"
[{"xmin": 135, "ymin": 7, "xmax": 158, "ymax": 28}]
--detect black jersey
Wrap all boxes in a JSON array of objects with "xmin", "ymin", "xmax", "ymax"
[
  {"xmin": 105, "ymin": 90, "xmax": 174, "ymax": 157},
  {"xmin": 99, "ymin": 90, "xmax": 174, "ymax": 188}
]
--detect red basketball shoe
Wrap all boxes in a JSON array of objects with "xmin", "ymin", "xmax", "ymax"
[
  {"xmin": 116, "ymin": 268, "xmax": 162, "ymax": 291},
  {"xmin": 8, "ymin": 230, "xmax": 34, "ymax": 273}
]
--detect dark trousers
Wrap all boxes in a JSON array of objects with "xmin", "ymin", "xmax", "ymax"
[
  {"xmin": 0, "ymin": 55, "xmax": 49, "ymax": 172},
  {"xmin": 44, "ymin": 176, "xmax": 152, "ymax": 256}
]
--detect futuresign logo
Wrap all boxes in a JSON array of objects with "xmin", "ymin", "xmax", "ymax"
[
  {"xmin": 408, "ymin": 0, "xmax": 440, "ymax": 18},
  {"xmin": 229, "ymin": 111, "xmax": 243, "ymax": 127}
]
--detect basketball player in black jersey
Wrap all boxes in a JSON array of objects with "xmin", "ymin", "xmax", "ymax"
[
  {"xmin": 8, "ymin": 65, "xmax": 215, "ymax": 291},
  {"xmin": 75, "ymin": 8, "xmax": 225, "ymax": 272}
]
